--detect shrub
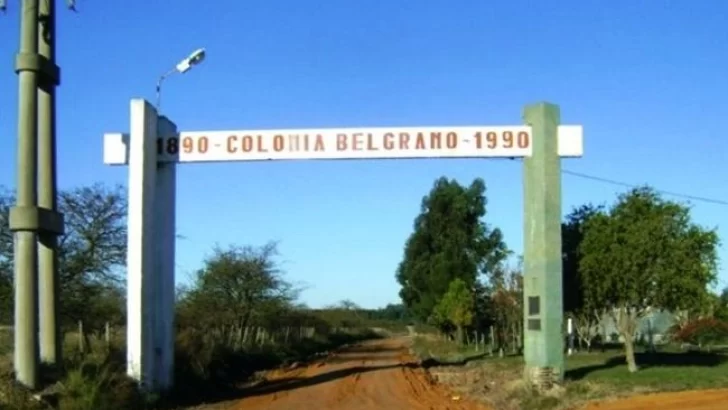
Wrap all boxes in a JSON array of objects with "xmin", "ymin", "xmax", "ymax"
[
  {"xmin": 671, "ymin": 318, "xmax": 728, "ymax": 348},
  {"xmin": 56, "ymin": 347, "xmax": 148, "ymax": 410}
]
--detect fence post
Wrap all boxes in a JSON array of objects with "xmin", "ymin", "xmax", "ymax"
[{"xmin": 78, "ymin": 320, "xmax": 84, "ymax": 353}]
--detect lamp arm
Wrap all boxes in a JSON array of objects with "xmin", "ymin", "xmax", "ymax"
[{"xmin": 155, "ymin": 68, "xmax": 178, "ymax": 111}]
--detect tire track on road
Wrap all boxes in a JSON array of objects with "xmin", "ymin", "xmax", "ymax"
[{"xmin": 229, "ymin": 337, "xmax": 490, "ymax": 410}]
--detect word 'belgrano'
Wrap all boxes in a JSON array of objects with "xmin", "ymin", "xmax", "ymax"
[{"xmin": 225, "ymin": 131, "xmax": 460, "ymax": 153}]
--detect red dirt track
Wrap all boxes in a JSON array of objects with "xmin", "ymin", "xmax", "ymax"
[
  {"xmin": 226, "ymin": 337, "xmax": 728, "ymax": 410},
  {"xmin": 584, "ymin": 389, "xmax": 728, "ymax": 410},
  {"xmin": 229, "ymin": 337, "xmax": 489, "ymax": 410}
]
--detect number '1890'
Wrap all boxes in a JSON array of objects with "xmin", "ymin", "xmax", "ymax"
[{"xmin": 156, "ymin": 136, "xmax": 209, "ymax": 156}]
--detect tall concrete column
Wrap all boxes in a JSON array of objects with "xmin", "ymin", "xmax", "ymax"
[
  {"xmin": 522, "ymin": 102, "xmax": 564, "ymax": 385},
  {"xmin": 9, "ymin": 0, "xmax": 42, "ymax": 388},
  {"xmin": 37, "ymin": 0, "xmax": 64, "ymax": 367},
  {"xmin": 153, "ymin": 116, "xmax": 177, "ymax": 389},
  {"xmin": 104, "ymin": 103, "xmax": 178, "ymax": 391},
  {"xmin": 126, "ymin": 100, "xmax": 159, "ymax": 389}
]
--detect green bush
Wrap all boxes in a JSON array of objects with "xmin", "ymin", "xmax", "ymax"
[{"xmin": 56, "ymin": 347, "xmax": 148, "ymax": 410}]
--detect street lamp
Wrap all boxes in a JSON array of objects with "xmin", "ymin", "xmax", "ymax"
[{"xmin": 156, "ymin": 48, "xmax": 206, "ymax": 111}]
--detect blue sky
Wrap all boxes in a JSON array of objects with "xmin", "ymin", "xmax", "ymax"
[{"xmin": 1, "ymin": 1, "xmax": 726, "ymax": 309}]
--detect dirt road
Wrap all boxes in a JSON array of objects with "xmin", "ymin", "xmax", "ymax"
[
  {"xmin": 584, "ymin": 389, "xmax": 728, "ymax": 410},
  {"xmin": 229, "ymin": 337, "xmax": 489, "ymax": 410},
  {"xmin": 225, "ymin": 337, "xmax": 728, "ymax": 410}
]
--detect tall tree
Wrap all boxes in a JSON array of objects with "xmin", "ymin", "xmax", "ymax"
[
  {"xmin": 579, "ymin": 187, "xmax": 719, "ymax": 372},
  {"xmin": 0, "ymin": 183, "xmax": 127, "ymax": 328},
  {"xmin": 177, "ymin": 242, "xmax": 299, "ymax": 335},
  {"xmin": 396, "ymin": 177, "xmax": 508, "ymax": 322},
  {"xmin": 562, "ymin": 204, "xmax": 605, "ymax": 349},
  {"xmin": 57, "ymin": 184, "xmax": 128, "ymax": 329}
]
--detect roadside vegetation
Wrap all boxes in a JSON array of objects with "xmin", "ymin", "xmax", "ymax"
[
  {"xmin": 0, "ymin": 174, "xmax": 725, "ymax": 409},
  {"xmin": 0, "ymin": 184, "xmax": 406, "ymax": 410},
  {"xmin": 411, "ymin": 333, "xmax": 728, "ymax": 410},
  {"xmin": 396, "ymin": 177, "xmax": 726, "ymax": 409}
]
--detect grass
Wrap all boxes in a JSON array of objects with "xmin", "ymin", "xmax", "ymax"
[
  {"xmin": 410, "ymin": 336, "xmax": 728, "ymax": 410},
  {"xmin": 411, "ymin": 334, "xmax": 490, "ymax": 364},
  {"xmin": 563, "ymin": 348, "xmax": 728, "ymax": 392}
]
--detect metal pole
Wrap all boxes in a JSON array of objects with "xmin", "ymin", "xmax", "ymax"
[
  {"xmin": 11, "ymin": 0, "xmax": 41, "ymax": 388},
  {"xmin": 156, "ymin": 76, "xmax": 164, "ymax": 111},
  {"xmin": 38, "ymin": 0, "xmax": 62, "ymax": 366},
  {"xmin": 156, "ymin": 69, "xmax": 175, "ymax": 112}
]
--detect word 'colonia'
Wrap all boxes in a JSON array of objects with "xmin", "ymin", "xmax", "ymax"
[{"xmin": 226, "ymin": 132, "xmax": 459, "ymax": 153}]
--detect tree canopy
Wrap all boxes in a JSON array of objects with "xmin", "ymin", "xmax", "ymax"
[
  {"xmin": 562, "ymin": 203, "xmax": 603, "ymax": 317},
  {"xmin": 579, "ymin": 186, "xmax": 719, "ymax": 371},
  {"xmin": 395, "ymin": 177, "xmax": 508, "ymax": 323},
  {"xmin": 0, "ymin": 183, "xmax": 127, "ymax": 329},
  {"xmin": 176, "ymin": 242, "xmax": 302, "ymax": 333}
]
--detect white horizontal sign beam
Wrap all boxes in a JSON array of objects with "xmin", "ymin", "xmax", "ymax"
[{"xmin": 104, "ymin": 125, "xmax": 583, "ymax": 165}]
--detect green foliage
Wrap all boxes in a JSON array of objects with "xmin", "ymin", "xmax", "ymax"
[
  {"xmin": 56, "ymin": 351, "xmax": 146, "ymax": 410},
  {"xmin": 176, "ymin": 242, "xmax": 300, "ymax": 332},
  {"xmin": 367, "ymin": 303, "xmax": 412, "ymax": 323},
  {"xmin": 410, "ymin": 336, "xmax": 483, "ymax": 364},
  {"xmin": 711, "ymin": 288, "xmax": 728, "ymax": 322},
  {"xmin": 0, "ymin": 309, "xmax": 381, "ymax": 410},
  {"xmin": 57, "ymin": 184, "xmax": 127, "ymax": 330},
  {"xmin": 396, "ymin": 177, "xmax": 508, "ymax": 323},
  {"xmin": 578, "ymin": 186, "xmax": 719, "ymax": 371},
  {"xmin": 0, "ymin": 183, "xmax": 396, "ymax": 409},
  {"xmin": 433, "ymin": 279, "xmax": 475, "ymax": 343},
  {"xmin": 411, "ymin": 334, "xmax": 728, "ymax": 410},
  {"xmin": 561, "ymin": 203, "xmax": 603, "ymax": 315},
  {"xmin": 562, "ymin": 204, "xmax": 605, "ymax": 350},
  {"xmin": 168, "ymin": 241, "xmax": 386, "ymax": 406},
  {"xmin": 579, "ymin": 186, "xmax": 719, "ymax": 314},
  {"xmin": 472, "ymin": 280, "xmax": 497, "ymax": 331},
  {"xmin": 0, "ymin": 184, "xmax": 127, "ymax": 329}
]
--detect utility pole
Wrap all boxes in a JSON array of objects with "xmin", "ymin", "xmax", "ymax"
[
  {"xmin": 9, "ymin": 0, "xmax": 42, "ymax": 388},
  {"xmin": 38, "ymin": 0, "xmax": 63, "ymax": 367},
  {"xmin": 7, "ymin": 0, "xmax": 65, "ymax": 388}
]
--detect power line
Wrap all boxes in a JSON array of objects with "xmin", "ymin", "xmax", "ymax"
[
  {"xmin": 499, "ymin": 157, "xmax": 728, "ymax": 206},
  {"xmin": 562, "ymin": 169, "xmax": 728, "ymax": 206}
]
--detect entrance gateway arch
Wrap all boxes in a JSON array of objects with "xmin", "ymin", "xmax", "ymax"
[{"xmin": 103, "ymin": 99, "xmax": 584, "ymax": 391}]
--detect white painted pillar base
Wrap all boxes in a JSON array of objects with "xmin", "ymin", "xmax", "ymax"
[
  {"xmin": 153, "ymin": 116, "xmax": 177, "ymax": 389},
  {"xmin": 125, "ymin": 99, "xmax": 176, "ymax": 390}
]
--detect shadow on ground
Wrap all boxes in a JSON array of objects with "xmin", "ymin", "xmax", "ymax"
[
  {"xmin": 324, "ymin": 352, "xmax": 401, "ymax": 364},
  {"xmin": 566, "ymin": 351, "xmax": 728, "ymax": 380},
  {"xmin": 162, "ymin": 337, "xmax": 400, "ymax": 408},
  {"xmin": 240, "ymin": 363, "xmax": 420, "ymax": 398},
  {"xmin": 418, "ymin": 353, "xmax": 489, "ymax": 369},
  {"xmin": 342, "ymin": 344, "xmax": 401, "ymax": 354}
]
